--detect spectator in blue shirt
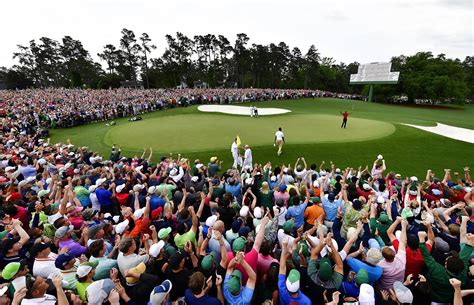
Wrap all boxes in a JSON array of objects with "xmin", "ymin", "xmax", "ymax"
[
  {"xmin": 94, "ymin": 178, "xmax": 116, "ymax": 214},
  {"xmin": 286, "ymin": 188, "xmax": 310, "ymax": 228},
  {"xmin": 278, "ymin": 237, "xmax": 312, "ymax": 305},
  {"xmin": 225, "ymin": 175, "xmax": 242, "ymax": 204},
  {"xmin": 320, "ymin": 177, "xmax": 343, "ymax": 224},
  {"xmin": 223, "ymin": 252, "xmax": 256, "ymax": 305}
]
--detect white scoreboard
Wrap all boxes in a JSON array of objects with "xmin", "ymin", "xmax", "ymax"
[{"xmin": 350, "ymin": 62, "xmax": 400, "ymax": 84}]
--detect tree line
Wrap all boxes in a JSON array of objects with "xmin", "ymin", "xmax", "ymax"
[{"xmin": 0, "ymin": 28, "xmax": 472, "ymax": 101}]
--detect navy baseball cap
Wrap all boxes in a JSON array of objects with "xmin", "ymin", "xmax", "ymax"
[{"xmin": 55, "ymin": 253, "xmax": 75, "ymax": 270}]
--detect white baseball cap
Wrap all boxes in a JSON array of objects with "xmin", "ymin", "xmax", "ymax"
[
  {"xmin": 205, "ymin": 215, "xmax": 218, "ymax": 227},
  {"xmin": 115, "ymin": 219, "xmax": 129, "ymax": 234},
  {"xmin": 116, "ymin": 184, "xmax": 126, "ymax": 193},
  {"xmin": 149, "ymin": 240, "xmax": 165, "ymax": 257},
  {"xmin": 133, "ymin": 208, "xmax": 145, "ymax": 219},
  {"xmin": 95, "ymin": 178, "xmax": 106, "ymax": 186}
]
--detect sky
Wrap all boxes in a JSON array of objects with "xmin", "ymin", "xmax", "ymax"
[{"xmin": 0, "ymin": 0, "xmax": 472, "ymax": 68}]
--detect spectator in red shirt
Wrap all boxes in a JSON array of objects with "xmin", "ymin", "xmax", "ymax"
[
  {"xmin": 356, "ymin": 181, "xmax": 372, "ymax": 200},
  {"xmin": 387, "ymin": 217, "xmax": 435, "ymax": 277}
]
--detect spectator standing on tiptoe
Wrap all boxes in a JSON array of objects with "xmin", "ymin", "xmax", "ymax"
[
  {"xmin": 274, "ymin": 127, "xmax": 285, "ymax": 156},
  {"xmin": 340, "ymin": 111, "xmax": 351, "ymax": 128}
]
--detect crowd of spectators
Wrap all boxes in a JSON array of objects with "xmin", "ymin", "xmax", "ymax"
[
  {"xmin": 1, "ymin": 93, "xmax": 473, "ymax": 305},
  {"xmin": 0, "ymin": 88, "xmax": 366, "ymax": 129}
]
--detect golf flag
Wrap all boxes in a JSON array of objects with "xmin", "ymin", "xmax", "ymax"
[{"xmin": 236, "ymin": 135, "xmax": 241, "ymax": 146}]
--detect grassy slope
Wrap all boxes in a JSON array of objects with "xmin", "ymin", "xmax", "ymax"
[{"xmin": 50, "ymin": 98, "xmax": 474, "ymax": 178}]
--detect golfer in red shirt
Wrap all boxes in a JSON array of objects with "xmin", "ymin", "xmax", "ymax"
[{"xmin": 340, "ymin": 111, "xmax": 351, "ymax": 128}]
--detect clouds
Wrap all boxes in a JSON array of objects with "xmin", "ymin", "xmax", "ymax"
[{"xmin": 0, "ymin": 0, "xmax": 471, "ymax": 69}]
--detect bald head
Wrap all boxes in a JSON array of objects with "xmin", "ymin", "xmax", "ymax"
[{"xmin": 213, "ymin": 220, "xmax": 225, "ymax": 233}]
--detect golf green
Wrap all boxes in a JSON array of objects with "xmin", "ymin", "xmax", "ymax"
[
  {"xmin": 103, "ymin": 114, "xmax": 395, "ymax": 152},
  {"xmin": 49, "ymin": 98, "xmax": 474, "ymax": 177}
]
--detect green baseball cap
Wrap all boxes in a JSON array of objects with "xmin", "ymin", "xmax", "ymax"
[
  {"xmin": 38, "ymin": 189, "xmax": 50, "ymax": 198},
  {"xmin": 158, "ymin": 227, "xmax": 172, "ymax": 239},
  {"xmin": 232, "ymin": 237, "xmax": 246, "ymax": 253},
  {"xmin": 356, "ymin": 269, "xmax": 369, "ymax": 286},
  {"xmin": 311, "ymin": 196, "xmax": 320, "ymax": 203},
  {"xmin": 282, "ymin": 220, "xmax": 294, "ymax": 234},
  {"xmin": 1, "ymin": 260, "xmax": 23, "ymax": 280},
  {"xmin": 286, "ymin": 269, "xmax": 301, "ymax": 292},
  {"xmin": 201, "ymin": 252, "xmax": 216, "ymax": 271},
  {"xmin": 401, "ymin": 207, "xmax": 414, "ymax": 219},
  {"xmin": 81, "ymin": 260, "xmax": 99, "ymax": 269},
  {"xmin": 318, "ymin": 258, "xmax": 333, "ymax": 282},
  {"xmin": 228, "ymin": 270, "xmax": 242, "ymax": 295},
  {"xmin": 297, "ymin": 242, "xmax": 310, "ymax": 257},
  {"xmin": 379, "ymin": 213, "xmax": 389, "ymax": 224}
]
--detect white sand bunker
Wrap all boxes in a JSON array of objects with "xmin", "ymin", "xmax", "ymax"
[
  {"xmin": 402, "ymin": 122, "xmax": 474, "ymax": 144},
  {"xmin": 198, "ymin": 105, "xmax": 291, "ymax": 116}
]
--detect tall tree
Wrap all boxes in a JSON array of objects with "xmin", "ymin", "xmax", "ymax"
[
  {"xmin": 98, "ymin": 44, "xmax": 121, "ymax": 74},
  {"xmin": 140, "ymin": 33, "xmax": 156, "ymax": 88},
  {"xmin": 60, "ymin": 36, "xmax": 101, "ymax": 87},
  {"xmin": 233, "ymin": 33, "xmax": 251, "ymax": 87},
  {"xmin": 119, "ymin": 28, "xmax": 142, "ymax": 81},
  {"xmin": 162, "ymin": 32, "xmax": 193, "ymax": 86}
]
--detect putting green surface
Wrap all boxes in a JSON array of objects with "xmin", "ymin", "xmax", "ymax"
[
  {"xmin": 104, "ymin": 114, "xmax": 395, "ymax": 152},
  {"xmin": 50, "ymin": 98, "xmax": 474, "ymax": 177}
]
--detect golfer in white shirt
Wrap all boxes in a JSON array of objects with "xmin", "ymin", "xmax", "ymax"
[
  {"xmin": 231, "ymin": 138, "xmax": 241, "ymax": 168},
  {"xmin": 274, "ymin": 127, "xmax": 285, "ymax": 156},
  {"xmin": 243, "ymin": 145, "xmax": 253, "ymax": 169}
]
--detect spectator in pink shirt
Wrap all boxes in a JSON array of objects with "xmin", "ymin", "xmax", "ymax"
[{"xmin": 274, "ymin": 184, "xmax": 290, "ymax": 206}]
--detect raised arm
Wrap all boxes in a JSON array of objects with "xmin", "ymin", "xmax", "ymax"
[
  {"xmin": 200, "ymin": 228, "xmax": 211, "ymax": 256},
  {"xmin": 310, "ymin": 229, "xmax": 326, "ymax": 260},
  {"xmin": 196, "ymin": 192, "xmax": 206, "ymax": 219},
  {"xmin": 253, "ymin": 216, "xmax": 269, "ymax": 252},
  {"xmin": 460, "ymin": 216, "xmax": 469, "ymax": 244},
  {"xmin": 12, "ymin": 219, "xmax": 30, "ymax": 245},
  {"xmin": 189, "ymin": 206, "xmax": 199, "ymax": 233},
  {"xmin": 143, "ymin": 196, "xmax": 151, "ymax": 219},
  {"xmin": 248, "ymin": 189, "xmax": 257, "ymax": 210},
  {"xmin": 418, "ymin": 231, "xmax": 436, "ymax": 267},
  {"xmin": 279, "ymin": 237, "xmax": 289, "ymax": 275},
  {"xmin": 320, "ymin": 176, "xmax": 326, "ymax": 197},
  {"xmin": 387, "ymin": 217, "xmax": 402, "ymax": 243},
  {"xmin": 449, "ymin": 278, "xmax": 463, "ymax": 305},
  {"xmin": 465, "ymin": 190, "xmax": 473, "ymax": 205},
  {"xmin": 424, "ymin": 220, "xmax": 435, "ymax": 247},
  {"xmin": 215, "ymin": 231, "xmax": 228, "ymax": 268},
  {"xmin": 399, "ymin": 219, "xmax": 407, "ymax": 252},
  {"xmin": 133, "ymin": 191, "xmax": 140, "ymax": 212},
  {"xmin": 294, "ymin": 158, "xmax": 300, "ymax": 172},
  {"xmin": 147, "ymin": 147, "xmax": 153, "ymax": 163},
  {"xmin": 443, "ymin": 202, "xmax": 464, "ymax": 222},
  {"xmin": 326, "ymin": 233, "xmax": 343, "ymax": 274}
]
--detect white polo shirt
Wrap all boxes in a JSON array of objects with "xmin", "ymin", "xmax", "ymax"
[{"xmin": 275, "ymin": 131, "xmax": 284, "ymax": 141}]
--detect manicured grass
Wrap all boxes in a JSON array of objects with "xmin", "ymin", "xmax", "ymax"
[
  {"xmin": 50, "ymin": 98, "xmax": 474, "ymax": 178},
  {"xmin": 104, "ymin": 113, "xmax": 395, "ymax": 152}
]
